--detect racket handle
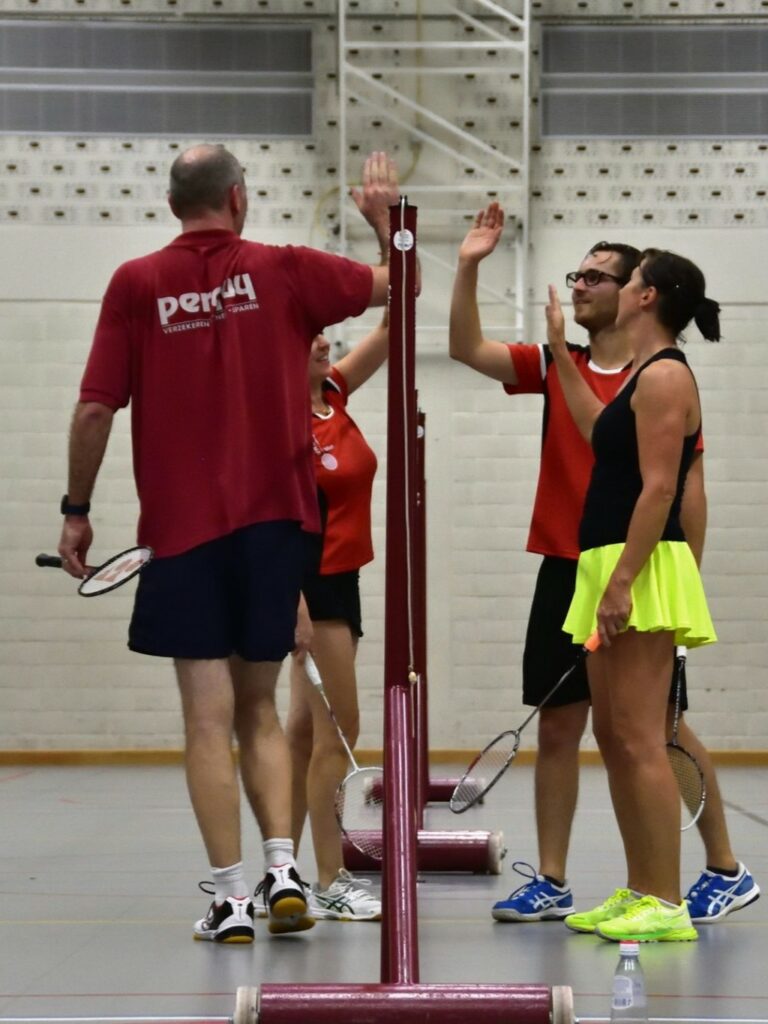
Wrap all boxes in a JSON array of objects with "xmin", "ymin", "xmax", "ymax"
[
  {"xmin": 36, "ymin": 553, "xmax": 62, "ymax": 568},
  {"xmin": 584, "ymin": 631, "xmax": 601, "ymax": 653},
  {"xmin": 304, "ymin": 654, "xmax": 323, "ymax": 689}
]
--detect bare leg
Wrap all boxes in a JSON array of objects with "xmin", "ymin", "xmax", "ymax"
[
  {"xmin": 230, "ymin": 656, "xmax": 291, "ymax": 839},
  {"xmin": 670, "ymin": 713, "xmax": 737, "ymax": 870},
  {"xmin": 292, "ymin": 621, "xmax": 359, "ymax": 890},
  {"xmin": 175, "ymin": 658, "xmax": 240, "ymax": 868},
  {"xmin": 285, "ymin": 665, "xmax": 314, "ymax": 855},
  {"xmin": 535, "ymin": 700, "xmax": 590, "ymax": 882},
  {"xmin": 590, "ymin": 629, "xmax": 682, "ymax": 904}
]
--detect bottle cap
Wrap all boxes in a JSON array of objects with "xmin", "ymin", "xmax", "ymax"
[{"xmin": 619, "ymin": 940, "xmax": 640, "ymax": 954}]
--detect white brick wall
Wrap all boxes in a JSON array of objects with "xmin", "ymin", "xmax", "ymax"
[{"xmin": 1, "ymin": 2, "xmax": 767, "ymax": 754}]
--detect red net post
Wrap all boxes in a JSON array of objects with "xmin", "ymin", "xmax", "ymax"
[{"xmin": 380, "ymin": 199, "xmax": 420, "ymax": 985}]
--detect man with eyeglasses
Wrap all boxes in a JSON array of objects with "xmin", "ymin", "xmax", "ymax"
[{"xmin": 449, "ymin": 201, "xmax": 757, "ymax": 927}]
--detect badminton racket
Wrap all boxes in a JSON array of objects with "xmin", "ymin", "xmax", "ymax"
[
  {"xmin": 303, "ymin": 654, "xmax": 384, "ymax": 862},
  {"xmin": 35, "ymin": 545, "xmax": 153, "ymax": 597},
  {"xmin": 450, "ymin": 631, "xmax": 600, "ymax": 813},
  {"xmin": 667, "ymin": 646, "xmax": 706, "ymax": 830}
]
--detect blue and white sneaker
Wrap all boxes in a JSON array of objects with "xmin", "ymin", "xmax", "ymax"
[
  {"xmin": 685, "ymin": 862, "xmax": 760, "ymax": 924},
  {"xmin": 492, "ymin": 861, "xmax": 573, "ymax": 922}
]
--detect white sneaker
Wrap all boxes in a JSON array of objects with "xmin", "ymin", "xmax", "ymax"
[
  {"xmin": 193, "ymin": 895, "xmax": 254, "ymax": 943},
  {"xmin": 254, "ymin": 863, "xmax": 315, "ymax": 935},
  {"xmin": 310, "ymin": 869, "xmax": 382, "ymax": 921}
]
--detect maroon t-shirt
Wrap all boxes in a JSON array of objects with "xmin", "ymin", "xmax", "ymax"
[{"xmin": 80, "ymin": 229, "xmax": 372, "ymax": 557}]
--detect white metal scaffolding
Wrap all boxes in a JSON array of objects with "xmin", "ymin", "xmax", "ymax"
[{"xmin": 338, "ymin": 0, "xmax": 532, "ymax": 341}]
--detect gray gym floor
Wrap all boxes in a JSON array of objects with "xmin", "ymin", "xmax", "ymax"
[{"xmin": 0, "ymin": 762, "xmax": 765, "ymax": 1023}]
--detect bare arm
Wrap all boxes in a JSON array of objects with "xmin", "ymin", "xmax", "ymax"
[
  {"xmin": 334, "ymin": 309, "xmax": 389, "ymax": 396},
  {"xmin": 351, "ymin": 150, "xmax": 399, "ymax": 308},
  {"xmin": 58, "ymin": 401, "xmax": 115, "ymax": 578},
  {"xmin": 449, "ymin": 203, "xmax": 519, "ymax": 384},
  {"xmin": 544, "ymin": 285, "xmax": 605, "ymax": 442},
  {"xmin": 679, "ymin": 451, "xmax": 706, "ymax": 567},
  {"xmin": 334, "ymin": 151, "xmax": 398, "ymax": 389},
  {"xmin": 595, "ymin": 363, "xmax": 689, "ymax": 644}
]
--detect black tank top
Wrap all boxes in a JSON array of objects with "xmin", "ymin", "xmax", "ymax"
[{"xmin": 579, "ymin": 348, "xmax": 701, "ymax": 552}]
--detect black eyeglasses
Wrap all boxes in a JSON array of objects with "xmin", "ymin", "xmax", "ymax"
[{"xmin": 566, "ymin": 269, "xmax": 626, "ymax": 288}]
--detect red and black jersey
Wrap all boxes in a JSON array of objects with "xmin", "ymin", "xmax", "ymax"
[
  {"xmin": 504, "ymin": 343, "xmax": 631, "ymax": 560},
  {"xmin": 312, "ymin": 366, "xmax": 378, "ymax": 574},
  {"xmin": 80, "ymin": 229, "xmax": 372, "ymax": 558}
]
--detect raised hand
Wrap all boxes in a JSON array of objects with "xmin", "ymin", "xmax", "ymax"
[
  {"xmin": 350, "ymin": 150, "xmax": 400, "ymax": 238},
  {"xmin": 458, "ymin": 202, "xmax": 505, "ymax": 265},
  {"xmin": 545, "ymin": 284, "xmax": 567, "ymax": 354}
]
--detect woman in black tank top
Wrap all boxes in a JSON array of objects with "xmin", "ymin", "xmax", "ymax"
[{"xmin": 543, "ymin": 249, "xmax": 721, "ymax": 942}]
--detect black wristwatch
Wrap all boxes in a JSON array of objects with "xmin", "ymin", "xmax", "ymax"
[{"xmin": 60, "ymin": 494, "xmax": 91, "ymax": 517}]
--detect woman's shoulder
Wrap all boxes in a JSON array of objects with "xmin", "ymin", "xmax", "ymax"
[
  {"xmin": 323, "ymin": 366, "xmax": 348, "ymax": 406},
  {"xmin": 633, "ymin": 351, "xmax": 695, "ymax": 404}
]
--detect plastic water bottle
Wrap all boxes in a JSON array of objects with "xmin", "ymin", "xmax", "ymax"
[{"xmin": 610, "ymin": 941, "xmax": 649, "ymax": 1022}]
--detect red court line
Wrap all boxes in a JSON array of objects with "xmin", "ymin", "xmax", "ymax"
[
  {"xmin": 0, "ymin": 993, "xmax": 235, "ymax": 1000},
  {"xmin": 0, "ymin": 769, "xmax": 35, "ymax": 783}
]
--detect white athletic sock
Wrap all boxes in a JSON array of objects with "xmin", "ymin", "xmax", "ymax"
[
  {"xmin": 263, "ymin": 838, "xmax": 295, "ymax": 873},
  {"xmin": 211, "ymin": 861, "xmax": 249, "ymax": 903}
]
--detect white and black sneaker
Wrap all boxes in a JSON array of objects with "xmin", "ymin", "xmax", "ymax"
[
  {"xmin": 193, "ymin": 885, "xmax": 254, "ymax": 943},
  {"xmin": 254, "ymin": 864, "xmax": 315, "ymax": 935},
  {"xmin": 310, "ymin": 869, "xmax": 382, "ymax": 921}
]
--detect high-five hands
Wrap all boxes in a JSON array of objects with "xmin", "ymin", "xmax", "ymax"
[
  {"xmin": 545, "ymin": 284, "xmax": 567, "ymax": 355},
  {"xmin": 458, "ymin": 202, "xmax": 505, "ymax": 265},
  {"xmin": 351, "ymin": 151, "xmax": 400, "ymax": 235}
]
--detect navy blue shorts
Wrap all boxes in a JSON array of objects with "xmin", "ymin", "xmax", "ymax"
[
  {"xmin": 128, "ymin": 521, "xmax": 307, "ymax": 662},
  {"xmin": 523, "ymin": 555, "xmax": 688, "ymax": 711},
  {"xmin": 302, "ymin": 569, "xmax": 363, "ymax": 638}
]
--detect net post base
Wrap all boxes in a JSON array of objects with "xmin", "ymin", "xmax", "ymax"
[
  {"xmin": 235, "ymin": 983, "xmax": 570, "ymax": 1024},
  {"xmin": 342, "ymin": 829, "xmax": 505, "ymax": 875}
]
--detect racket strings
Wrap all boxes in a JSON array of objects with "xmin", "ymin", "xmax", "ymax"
[
  {"xmin": 335, "ymin": 767, "xmax": 385, "ymax": 860},
  {"xmin": 451, "ymin": 734, "xmax": 519, "ymax": 813},
  {"xmin": 667, "ymin": 744, "xmax": 705, "ymax": 823}
]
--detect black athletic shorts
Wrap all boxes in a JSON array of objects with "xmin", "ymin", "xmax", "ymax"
[
  {"xmin": 128, "ymin": 520, "xmax": 307, "ymax": 661},
  {"xmin": 523, "ymin": 555, "xmax": 688, "ymax": 712},
  {"xmin": 302, "ymin": 568, "xmax": 363, "ymax": 638}
]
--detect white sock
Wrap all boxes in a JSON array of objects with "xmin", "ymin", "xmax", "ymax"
[
  {"xmin": 263, "ymin": 838, "xmax": 295, "ymax": 874},
  {"xmin": 211, "ymin": 861, "xmax": 248, "ymax": 903}
]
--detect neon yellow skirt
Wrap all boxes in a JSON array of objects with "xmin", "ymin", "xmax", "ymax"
[{"xmin": 563, "ymin": 541, "xmax": 717, "ymax": 649}]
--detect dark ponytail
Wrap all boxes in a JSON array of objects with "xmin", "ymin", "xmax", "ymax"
[
  {"xmin": 693, "ymin": 297, "xmax": 721, "ymax": 343},
  {"xmin": 640, "ymin": 249, "xmax": 721, "ymax": 343}
]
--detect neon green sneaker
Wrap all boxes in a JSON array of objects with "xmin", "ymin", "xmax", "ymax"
[
  {"xmin": 564, "ymin": 888, "xmax": 637, "ymax": 933},
  {"xmin": 595, "ymin": 895, "xmax": 698, "ymax": 943}
]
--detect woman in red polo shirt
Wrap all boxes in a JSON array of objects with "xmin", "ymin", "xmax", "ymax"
[
  {"xmin": 286, "ymin": 151, "xmax": 398, "ymax": 923},
  {"xmin": 286, "ymin": 316, "xmax": 388, "ymax": 922}
]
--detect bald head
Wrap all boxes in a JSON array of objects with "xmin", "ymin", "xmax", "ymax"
[{"xmin": 168, "ymin": 144, "xmax": 246, "ymax": 221}]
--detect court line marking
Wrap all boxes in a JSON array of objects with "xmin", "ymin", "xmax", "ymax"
[{"xmin": 723, "ymin": 799, "xmax": 768, "ymax": 829}]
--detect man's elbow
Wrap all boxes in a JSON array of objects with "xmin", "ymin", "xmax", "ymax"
[
  {"xmin": 448, "ymin": 336, "xmax": 470, "ymax": 365},
  {"xmin": 74, "ymin": 401, "xmax": 115, "ymax": 428},
  {"xmin": 368, "ymin": 266, "xmax": 390, "ymax": 307}
]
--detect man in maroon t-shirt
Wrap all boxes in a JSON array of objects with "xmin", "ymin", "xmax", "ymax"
[
  {"xmin": 56, "ymin": 144, "xmax": 390, "ymax": 943},
  {"xmin": 448, "ymin": 201, "xmax": 756, "ymax": 926}
]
